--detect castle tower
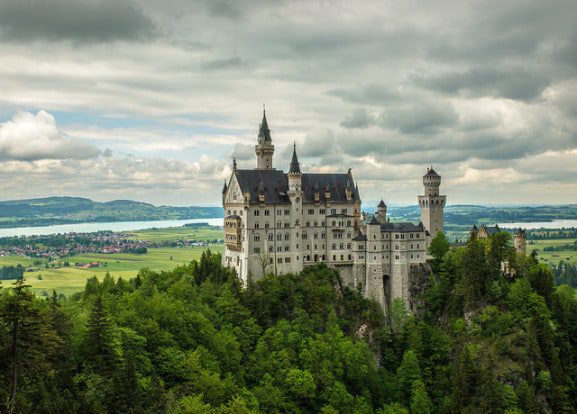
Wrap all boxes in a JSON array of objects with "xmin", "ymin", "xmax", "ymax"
[
  {"xmin": 255, "ymin": 108, "xmax": 275, "ymax": 170},
  {"xmin": 376, "ymin": 199, "xmax": 387, "ymax": 223},
  {"xmin": 514, "ymin": 228, "xmax": 527, "ymax": 255},
  {"xmin": 418, "ymin": 166, "xmax": 446, "ymax": 243},
  {"xmin": 288, "ymin": 143, "xmax": 302, "ymax": 192}
]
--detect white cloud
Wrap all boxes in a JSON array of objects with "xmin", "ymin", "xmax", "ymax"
[{"xmin": 0, "ymin": 110, "xmax": 100, "ymax": 161}]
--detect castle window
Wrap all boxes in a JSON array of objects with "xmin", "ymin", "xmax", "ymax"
[
  {"xmin": 277, "ymin": 209, "xmax": 282, "ymax": 215},
  {"xmin": 411, "ymin": 254, "xmax": 414, "ymax": 259},
  {"xmin": 314, "ymin": 221, "xmax": 318, "ymax": 227},
  {"xmin": 322, "ymin": 255, "xmax": 326, "ymax": 260},
  {"xmin": 340, "ymin": 243, "xmax": 344, "ymax": 249},
  {"xmin": 333, "ymin": 255, "xmax": 336, "ymax": 261},
  {"xmin": 254, "ymin": 247, "xmax": 260, "ymax": 253},
  {"xmin": 255, "ymin": 223, "xmax": 260, "ymax": 229},
  {"xmin": 285, "ymin": 246, "xmax": 289, "ymax": 252},
  {"xmin": 269, "ymin": 246, "xmax": 273, "ymax": 253},
  {"xmin": 254, "ymin": 234, "xmax": 260, "ymax": 242},
  {"xmin": 268, "ymin": 233, "xmax": 273, "ymax": 241},
  {"xmin": 285, "ymin": 257, "xmax": 290, "ymax": 263},
  {"xmin": 302, "ymin": 232, "xmax": 307, "ymax": 239},
  {"xmin": 277, "ymin": 247, "xmax": 282, "ymax": 252},
  {"xmin": 278, "ymin": 258, "xmax": 282, "ymax": 263},
  {"xmin": 314, "ymin": 233, "xmax": 318, "ymax": 239},
  {"xmin": 347, "ymin": 220, "xmax": 351, "ymax": 226},
  {"xmin": 332, "ymin": 221, "xmax": 336, "ymax": 226},
  {"xmin": 264, "ymin": 209, "xmax": 270, "ymax": 216},
  {"xmin": 395, "ymin": 255, "xmax": 399, "ymax": 260},
  {"xmin": 254, "ymin": 210, "xmax": 260, "ymax": 216},
  {"xmin": 277, "ymin": 234, "xmax": 282, "ymax": 241},
  {"xmin": 307, "ymin": 255, "xmax": 311, "ymax": 261},
  {"xmin": 374, "ymin": 245, "xmax": 376, "ymax": 250},
  {"xmin": 227, "ymin": 210, "xmax": 231, "ymax": 215},
  {"xmin": 321, "ymin": 221, "xmax": 325, "ymax": 226},
  {"xmin": 410, "ymin": 244, "xmax": 413, "ymax": 249},
  {"xmin": 359, "ymin": 244, "xmax": 364, "ymax": 249},
  {"xmin": 331, "ymin": 209, "xmax": 337, "ymax": 215},
  {"xmin": 295, "ymin": 220, "xmax": 300, "ymax": 226},
  {"xmin": 332, "ymin": 243, "xmax": 336, "ymax": 249},
  {"xmin": 341, "ymin": 255, "xmax": 344, "ymax": 260},
  {"xmin": 321, "ymin": 232, "xmax": 326, "ymax": 239},
  {"xmin": 395, "ymin": 234, "xmax": 399, "ymax": 239},
  {"xmin": 284, "ymin": 223, "xmax": 289, "ymax": 228},
  {"xmin": 360, "ymin": 255, "xmax": 364, "ymax": 259},
  {"xmin": 342, "ymin": 208, "xmax": 347, "ymax": 214},
  {"xmin": 308, "ymin": 209, "xmax": 314, "ymax": 215},
  {"xmin": 395, "ymin": 244, "xmax": 399, "ymax": 250},
  {"xmin": 285, "ymin": 210, "xmax": 290, "ymax": 215},
  {"xmin": 347, "ymin": 243, "xmax": 351, "ymax": 249},
  {"xmin": 285, "ymin": 234, "xmax": 290, "ymax": 241},
  {"xmin": 417, "ymin": 254, "xmax": 420, "ymax": 258},
  {"xmin": 374, "ymin": 255, "xmax": 376, "ymax": 260},
  {"xmin": 277, "ymin": 222, "xmax": 281, "ymax": 228},
  {"xmin": 416, "ymin": 244, "xmax": 419, "ymax": 249},
  {"xmin": 306, "ymin": 221, "xmax": 310, "ymax": 227},
  {"xmin": 320, "ymin": 209, "xmax": 326, "ymax": 214},
  {"xmin": 265, "ymin": 222, "xmax": 270, "ymax": 229},
  {"xmin": 348, "ymin": 254, "xmax": 352, "ymax": 260}
]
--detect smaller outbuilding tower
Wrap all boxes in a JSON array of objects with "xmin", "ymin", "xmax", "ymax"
[{"xmin": 514, "ymin": 229, "xmax": 527, "ymax": 255}]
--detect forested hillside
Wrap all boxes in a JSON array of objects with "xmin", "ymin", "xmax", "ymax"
[
  {"xmin": 0, "ymin": 238, "xmax": 576, "ymax": 413},
  {"xmin": 0, "ymin": 197, "xmax": 222, "ymax": 228}
]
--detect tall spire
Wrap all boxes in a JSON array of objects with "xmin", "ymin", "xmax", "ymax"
[
  {"xmin": 258, "ymin": 106, "xmax": 271, "ymax": 142},
  {"xmin": 289, "ymin": 142, "xmax": 301, "ymax": 174}
]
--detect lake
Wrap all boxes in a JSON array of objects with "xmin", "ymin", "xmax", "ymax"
[
  {"xmin": 2, "ymin": 217, "xmax": 577, "ymax": 238},
  {"xmin": 497, "ymin": 220, "xmax": 577, "ymax": 230},
  {"xmin": 0, "ymin": 218, "xmax": 225, "ymax": 238}
]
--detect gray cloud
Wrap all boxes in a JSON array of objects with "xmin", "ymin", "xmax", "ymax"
[
  {"xmin": 379, "ymin": 101, "xmax": 459, "ymax": 134},
  {"xmin": 0, "ymin": 0, "xmax": 576, "ymax": 204},
  {"xmin": 413, "ymin": 68, "xmax": 550, "ymax": 101},
  {"xmin": 340, "ymin": 108, "xmax": 374, "ymax": 129},
  {"xmin": 0, "ymin": 0, "xmax": 156, "ymax": 43}
]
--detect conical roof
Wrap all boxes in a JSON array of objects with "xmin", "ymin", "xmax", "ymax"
[
  {"xmin": 289, "ymin": 143, "xmax": 301, "ymax": 174},
  {"xmin": 258, "ymin": 108, "xmax": 271, "ymax": 142}
]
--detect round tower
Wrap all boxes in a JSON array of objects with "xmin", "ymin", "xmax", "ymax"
[
  {"xmin": 514, "ymin": 229, "xmax": 527, "ymax": 255},
  {"xmin": 376, "ymin": 199, "xmax": 387, "ymax": 223},
  {"xmin": 418, "ymin": 166, "xmax": 446, "ymax": 243}
]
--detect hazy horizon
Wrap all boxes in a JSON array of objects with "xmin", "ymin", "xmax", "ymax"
[{"xmin": 1, "ymin": 0, "xmax": 576, "ymax": 206}]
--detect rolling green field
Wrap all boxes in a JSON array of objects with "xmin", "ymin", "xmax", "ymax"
[
  {"xmin": 128, "ymin": 226, "xmax": 223, "ymax": 242},
  {"xmin": 527, "ymin": 238, "xmax": 577, "ymax": 265},
  {"xmin": 0, "ymin": 245, "xmax": 222, "ymax": 297}
]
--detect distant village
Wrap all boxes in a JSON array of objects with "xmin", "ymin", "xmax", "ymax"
[{"xmin": 0, "ymin": 230, "xmax": 220, "ymax": 261}]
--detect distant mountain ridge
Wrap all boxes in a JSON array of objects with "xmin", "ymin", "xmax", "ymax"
[{"xmin": 0, "ymin": 196, "xmax": 223, "ymax": 228}]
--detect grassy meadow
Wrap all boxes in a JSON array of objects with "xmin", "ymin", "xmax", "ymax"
[
  {"xmin": 528, "ymin": 238, "xmax": 577, "ymax": 265},
  {"xmin": 0, "ymin": 225, "xmax": 224, "ymax": 297}
]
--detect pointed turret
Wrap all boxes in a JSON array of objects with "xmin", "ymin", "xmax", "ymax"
[
  {"xmin": 258, "ymin": 108, "xmax": 271, "ymax": 143},
  {"xmin": 255, "ymin": 107, "xmax": 275, "ymax": 169},
  {"xmin": 289, "ymin": 143, "xmax": 301, "ymax": 175},
  {"xmin": 222, "ymin": 180, "xmax": 228, "ymax": 194},
  {"xmin": 288, "ymin": 143, "xmax": 302, "ymax": 193}
]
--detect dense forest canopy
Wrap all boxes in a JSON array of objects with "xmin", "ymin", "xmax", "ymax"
[{"xmin": 0, "ymin": 234, "xmax": 576, "ymax": 413}]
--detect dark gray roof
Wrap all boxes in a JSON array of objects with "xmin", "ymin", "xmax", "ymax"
[
  {"xmin": 424, "ymin": 167, "xmax": 439, "ymax": 177},
  {"xmin": 482, "ymin": 224, "xmax": 500, "ymax": 235},
  {"xmin": 233, "ymin": 169, "xmax": 360, "ymax": 205},
  {"xmin": 352, "ymin": 233, "xmax": 367, "ymax": 241},
  {"xmin": 381, "ymin": 222, "xmax": 424, "ymax": 233},
  {"xmin": 289, "ymin": 144, "xmax": 301, "ymax": 174},
  {"xmin": 301, "ymin": 173, "xmax": 360, "ymax": 203},
  {"xmin": 377, "ymin": 199, "xmax": 386, "ymax": 208},
  {"xmin": 258, "ymin": 110, "xmax": 271, "ymax": 142},
  {"xmin": 234, "ymin": 169, "xmax": 290, "ymax": 204}
]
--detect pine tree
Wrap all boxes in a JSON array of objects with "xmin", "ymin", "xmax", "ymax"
[
  {"xmin": 83, "ymin": 295, "xmax": 118, "ymax": 376},
  {"xmin": 410, "ymin": 379, "xmax": 432, "ymax": 414}
]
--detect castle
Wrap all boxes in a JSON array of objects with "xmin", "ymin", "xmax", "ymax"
[{"xmin": 222, "ymin": 110, "xmax": 446, "ymax": 311}]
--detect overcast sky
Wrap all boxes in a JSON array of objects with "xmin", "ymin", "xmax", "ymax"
[{"xmin": 0, "ymin": 0, "xmax": 576, "ymax": 206}]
